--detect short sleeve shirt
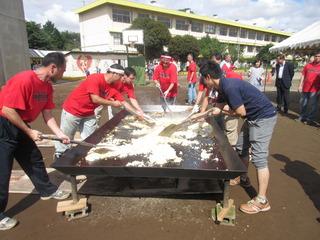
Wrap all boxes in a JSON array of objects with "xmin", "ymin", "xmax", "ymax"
[
  {"xmin": 187, "ymin": 61, "xmax": 197, "ymax": 83},
  {"xmin": 302, "ymin": 63, "xmax": 320, "ymax": 92},
  {"xmin": 0, "ymin": 70, "xmax": 55, "ymax": 122},
  {"xmin": 153, "ymin": 63, "xmax": 178, "ymax": 97},
  {"xmin": 217, "ymin": 77, "xmax": 276, "ymax": 120},
  {"xmin": 112, "ymin": 80, "xmax": 136, "ymax": 99},
  {"xmin": 63, "ymin": 74, "xmax": 124, "ymax": 117}
]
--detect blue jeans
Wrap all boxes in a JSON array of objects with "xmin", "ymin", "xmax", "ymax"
[
  {"xmin": 188, "ymin": 83, "xmax": 197, "ymax": 104},
  {"xmin": 0, "ymin": 117, "xmax": 57, "ymax": 217},
  {"xmin": 55, "ymin": 109, "xmax": 98, "ymax": 156},
  {"xmin": 299, "ymin": 92, "xmax": 319, "ymax": 122}
]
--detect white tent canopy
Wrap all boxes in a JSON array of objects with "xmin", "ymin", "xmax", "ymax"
[{"xmin": 270, "ymin": 21, "xmax": 320, "ymax": 53}]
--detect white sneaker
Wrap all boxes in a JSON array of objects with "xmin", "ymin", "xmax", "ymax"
[
  {"xmin": 41, "ymin": 190, "xmax": 70, "ymax": 200},
  {"xmin": 0, "ymin": 217, "xmax": 18, "ymax": 230}
]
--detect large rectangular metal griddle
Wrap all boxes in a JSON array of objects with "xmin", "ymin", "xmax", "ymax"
[{"xmin": 52, "ymin": 105, "xmax": 246, "ymax": 181}]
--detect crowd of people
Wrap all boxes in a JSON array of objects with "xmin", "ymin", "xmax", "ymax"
[{"xmin": 0, "ymin": 50, "xmax": 319, "ymax": 230}]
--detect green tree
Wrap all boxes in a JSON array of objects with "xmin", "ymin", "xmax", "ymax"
[
  {"xmin": 226, "ymin": 44, "xmax": 243, "ymax": 61},
  {"xmin": 198, "ymin": 36, "xmax": 226, "ymax": 59},
  {"xmin": 168, "ymin": 35, "xmax": 199, "ymax": 61},
  {"xmin": 256, "ymin": 43, "xmax": 277, "ymax": 64},
  {"xmin": 61, "ymin": 31, "xmax": 80, "ymax": 50},
  {"xmin": 42, "ymin": 21, "xmax": 64, "ymax": 49},
  {"xmin": 130, "ymin": 18, "xmax": 171, "ymax": 60},
  {"xmin": 26, "ymin": 21, "xmax": 48, "ymax": 49}
]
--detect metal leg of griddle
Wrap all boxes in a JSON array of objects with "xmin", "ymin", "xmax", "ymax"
[
  {"xmin": 212, "ymin": 180, "xmax": 236, "ymax": 226},
  {"xmin": 70, "ymin": 175, "xmax": 79, "ymax": 203},
  {"xmin": 56, "ymin": 175, "xmax": 88, "ymax": 221}
]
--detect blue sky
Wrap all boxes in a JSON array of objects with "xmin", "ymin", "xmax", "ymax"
[{"xmin": 23, "ymin": 0, "xmax": 319, "ymax": 33}]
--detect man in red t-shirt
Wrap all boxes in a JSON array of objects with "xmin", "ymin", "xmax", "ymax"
[
  {"xmin": 153, "ymin": 55, "xmax": 178, "ymax": 111},
  {"xmin": 187, "ymin": 53, "xmax": 197, "ymax": 104},
  {"xmin": 220, "ymin": 53, "xmax": 243, "ymax": 80},
  {"xmin": 298, "ymin": 52, "xmax": 320, "ymax": 125},
  {"xmin": 55, "ymin": 64, "xmax": 140, "ymax": 157},
  {"xmin": 0, "ymin": 52, "xmax": 71, "ymax": 230},
  {"xmin": 108, "ymin": 67, "xmax": 145, "ymax": 118}
]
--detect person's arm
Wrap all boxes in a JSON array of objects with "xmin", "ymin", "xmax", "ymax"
[
  {"xmin": 298, "ymin": 74, "xmax": 304, "ymax": 92},
  {"xmin": 42, "ymin": 109, "xmax": 70, "ymax": 143},
  {"xmin": 200, "ymin": 96, "xmax": 209, "ymax": 112},
  {"xmin": 90, "ymin": 94, "xmax": 122, "ymax": 107},
  {"xmin": 163, "ymin": 83, "xmax": 174, "ymax": 97},
  {"xmin": 289, "ymin": 62, "xmax": 295, "ymax": 79},
  {"xmin": 1, "ymin": 106, "xmax": 42, "ymax": 141}
]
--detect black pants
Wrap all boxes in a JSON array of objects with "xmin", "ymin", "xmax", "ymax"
[
  {"xmin": 276, "ymin": 83, "xmax": 290, "ymax": 112},
  {"xmin": 0, "ymin": 117, "xmax": 57, "ymax": 218}
]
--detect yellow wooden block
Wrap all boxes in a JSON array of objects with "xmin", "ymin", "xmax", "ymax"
[{"xmin": 56, "ymin": 198, "xmax": 87, "ymax": 213}]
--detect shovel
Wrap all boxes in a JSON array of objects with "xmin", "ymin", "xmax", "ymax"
[
  {"xmin": 159, "ymin": 108, "xmax": 214, "ymax": 137},
  {"xmin": 157, "ymin": 85, "xmax": 173, "ymax": 113},
  {"xmin": 125, "ymin": 108, "xmax": 156, "ymax": 125},
  {"xmin": 40, "ymin": 134, "xmax": 116, "ymax": 150}
]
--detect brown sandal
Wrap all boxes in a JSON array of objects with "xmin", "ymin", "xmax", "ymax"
[{"xmin": 230, "ymin": 176, "xmax": 240, "ymax": 186}]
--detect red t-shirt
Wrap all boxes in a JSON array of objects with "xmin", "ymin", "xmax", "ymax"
[
  {"xmin": 221, "ymin": 64, "xmax": 243, "ymax": 80},
  {"xmin": 198, "ymin": 82, "xmax": 206, "ymax": 92},
  {"xmin": 187, "ymin": 61, "xmax": 197, "ymax": 83},
  {"xmin": 112, "ymin": 80, "xmax": 136, "ymax": 99},
  {"xmin": 302, "ymin": 62, "xmax": 320, "ymax": 92},
  {"xmin": 63, "ymin": 74, "xmax": 124, "ymax": 117},
  {"xmin": 153, "ymin": 63, "xmax": 178, "ymax": 98},
  {"xmin": 0, "ymin": 70, "xmax": 55, "ymax": 123}
]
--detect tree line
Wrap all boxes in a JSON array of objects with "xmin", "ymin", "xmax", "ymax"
[
  {"xmin": 26, "ymin": 20, "xmax": 80, "ymax": 51},
  {"xmin": 130, "ymin": 17, "xmax": 274, "ymax": 63}
]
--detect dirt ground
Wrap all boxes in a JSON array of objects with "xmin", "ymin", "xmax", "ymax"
[{"xmin": 1, "ymin": 75, "xmax": 319, "ymax": 240}]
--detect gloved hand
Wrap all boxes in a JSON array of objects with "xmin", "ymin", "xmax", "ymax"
[{"xmin": 192, "ymin": 104, "xmax": 200, "ymax": 114}]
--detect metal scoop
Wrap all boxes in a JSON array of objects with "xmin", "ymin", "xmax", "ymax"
[{"xmin": 159, "ymin": 108, "xmax": 214, "ymax": 137}]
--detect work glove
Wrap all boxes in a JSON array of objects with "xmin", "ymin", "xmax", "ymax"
[{"xmin": 192, "ymin": 104, "xmax": 200, "ymax": 114}]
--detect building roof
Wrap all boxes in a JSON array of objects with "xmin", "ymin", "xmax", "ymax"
[
  {"xmin": 75, "ymin": 0, "xmax": 291, "ymax": 36},
  {"xmin": 270, "ymin": 21, "xmax": 320, "ymax": 53},
  {"xmin": 29, "ymin": 49, "xmax": 69, "ymax": 58}
]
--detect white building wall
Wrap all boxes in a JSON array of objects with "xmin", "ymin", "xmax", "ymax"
[{"xmin": 78, "ymin": 4, "xmax": 284, "ymax": 58}]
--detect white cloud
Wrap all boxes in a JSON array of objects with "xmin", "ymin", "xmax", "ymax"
[
  {"xmin": 36, "ymin": 4, "xmax": 79, "ymax": 32},
  {"xmin": 23, "ymin": 0, "xmax": 319, "ymax": 33},
  {"xmin": 136, "ymin": 0, "xmax": 319, "ymax": 33}
]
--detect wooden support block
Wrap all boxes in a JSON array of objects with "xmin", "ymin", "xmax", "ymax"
[
  {"xmin": 217, "ymin": 199, "xmax": 234, "ymax": 222},
  {"xmin": 212, "ymin": 199, "xmax": 236, "ymax": 226},
  {"xmin": 56, "ymin": 198, "xmax": 87, "ymax": 213}
]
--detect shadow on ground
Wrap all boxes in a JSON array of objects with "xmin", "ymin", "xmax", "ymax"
[{"xmin": 272, "ymin": 153, "xmax": 320, "ymax": 221}]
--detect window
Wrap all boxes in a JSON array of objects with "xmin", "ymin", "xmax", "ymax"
[
  {"xmin": 247, "ymin": 46, "xmax": 254, "ymax": 52},
  {"xmin": 138, "ymin": 13, "xmax": 149, "ymax": 19},
  {"xmin": 228, "ymin": 27, "xmax": 238, "ymax": 37},
  {"xmin": 112, "ymin": 9, "xmax": 131, "ymax": 23},
  {"xmin": 205, "ymin": 24, "xmax": 216, "ymax": 34},
  {"xmin": 219, "ymin": 26, "xmax": 228, "ymax": 36},
  {"xmin": 191, "ymin": 22, "xmax": 203, "ymax": 32},
  {"xmin": 157, "ymin": 16, "xmax": 171, "ymax": 28},
  {"xmin": 264, "ymin": 34, "xmax": 270, "ymax": 41},
  {"xmin": 176, "ymin": 19, "xmax": 189, "ymax": 31},
  {"xmin": 256, "ymin": 46, "xmax": 261, "ymax": 52},
  {"xmin": 257, "ymin": 33, "xmax": 263, "ymax": 41},
  {"xmin": 271, "ymin": 35, "xmax": 277, "ymax": 42},
  {"xmin": 240, "ymin": 29, "xmax": 247, "ymax": 38},
  {"xmin": 248, "ymin": 31, "xmax": 256, "ymax": 40},
  {"xmin": 110, "ymin": 32, "xmax": 122, "ymax": 45},
  {"xmin": 240, "ymin": 45, "xmax": 245, "ymax": 52}
]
